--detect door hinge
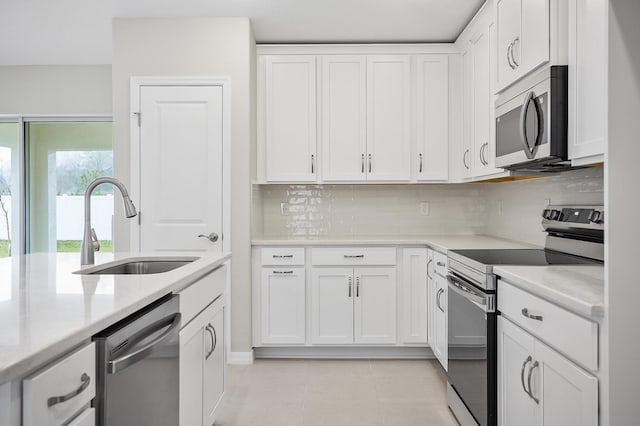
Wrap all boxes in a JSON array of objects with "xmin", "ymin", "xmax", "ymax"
[{"xmin": 133, "ymin": 112, "xmax": 141, "ymax": 127}]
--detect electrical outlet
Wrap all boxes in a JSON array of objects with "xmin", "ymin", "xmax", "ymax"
[
  {"xmin": 280, "ymin": 202, "xmax": 289, "ymax": 216},
  {"xmin": 419, "ymin": 202, "xmax": 430, "ymax": 216},
  {"xmin": 544, "ymin": 198, "xmax": 551, "ymax": 206}
]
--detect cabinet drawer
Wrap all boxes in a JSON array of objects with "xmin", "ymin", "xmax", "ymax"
[
  {"xmin": 311, "ymin": 247, "xmax": 397, "ymax": 266},
  {"xmin": 23, "ymin": 343, "xmax": 96, "ymax": 426},
  {"xmin": 261, "ymin": 247, "xmax": 305, "ymax": 266},
  {"xmin": 498, "ymin": 280, "xmax": 598, "ymax": 371},
  {"xmin": 180, "ymin": 264, "xmax": 227, "ymax": 327},
  {"xmin": 433, "ymin": 251, "xmax": 447, "ymax": 277},
  {"xmin": 68, "ymin": 408, "xmax": 95, "ymax": 426}
]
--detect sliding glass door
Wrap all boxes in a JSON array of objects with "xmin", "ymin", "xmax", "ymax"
[
  {"xmin": 26, "ymin": 121, "xmax": 113, "ymax": 253},
  {"xmin": 0, "ymin": 122, "xmax": 19, "ymax": 257}
]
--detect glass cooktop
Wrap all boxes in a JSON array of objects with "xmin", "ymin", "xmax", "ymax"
[{"xmin": 449, "ymin": 249, "xmax": 601, "ymax": 266}]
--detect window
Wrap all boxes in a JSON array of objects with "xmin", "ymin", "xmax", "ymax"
[{"xmin": 0, "ymin": 117, "xmax": 112, "ymax": 257}]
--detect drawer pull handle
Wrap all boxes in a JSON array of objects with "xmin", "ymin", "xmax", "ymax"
[
  {"xmin": 521, "ymin": 308, "xmax": 543, "ymax": 321},
  {"xmin": 47, "ymin": 373, "xmax": 91, "ymax": 407},
  {"xmin": 344, "ymin": 255, "xmax": 364, "ymax": 259},
  {"xmin": 273, "ymin": 270, "xmax": 294, "ymax": 274},
  {"xmin": 527, "ymin": 361, "xmax": 540, "ymax": 404},
  {"xmin": 272, "ymin": 255, "xmax": 294, "ymax": 258},
  {"xmin": 436, "ymin": 261, "xmax": 446, "ymax": 267},
  {"xmin": 520, "ymin": 356, "xmax": 532, "ymax": 397}
]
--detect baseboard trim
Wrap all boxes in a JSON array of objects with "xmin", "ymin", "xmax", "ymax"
[
  {"xmin": 254, "ymin": 346, "xmax": 434, "ymax": 359},
  {"xmin": 228, "ymin": 350, "xmax": 255, "ymax": 365}
]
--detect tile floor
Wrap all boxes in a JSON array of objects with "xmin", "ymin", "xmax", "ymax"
[{"xmin": 215, "ymin": 359, "xmax": 459, "ymax": 426}]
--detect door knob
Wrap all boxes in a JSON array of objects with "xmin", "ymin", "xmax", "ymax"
[{"xmin": 198, "ymin": 232, "xmax": 219, "ymax": 242}]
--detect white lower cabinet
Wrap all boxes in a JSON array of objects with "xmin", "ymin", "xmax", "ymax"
[
  {"xmin": 311, "ymin": 267, "xmax": 396, "ymax": 344},
  {"xmin": 180, "ymin": 296, "xmax": 226, "ymax": 426},
  {"xmin": 498, "ymin": 316, "xmax": 598, "ymax": 426},
  {"xmin": 400, "ymin": 248, "xmax": 428, "ymax": 344},
  {"xmin": 432, "ymin": 273, "xmax": 448, "ymax": 370},
  {"xmin": 260, "ymin": 267, "xmax": 306, "ymax": 344}
]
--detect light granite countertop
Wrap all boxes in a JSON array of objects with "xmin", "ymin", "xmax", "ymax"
[
  {"xmin": 251, "ymin": 234, "xmax": 538, "ymax": 253},
  {"xmin": 494, "ymin": 264, "xmax": 604, "ymax": 318},
  {"xmin": 0, "ymin": 251, "xmax": 231, "ymax": 384}
]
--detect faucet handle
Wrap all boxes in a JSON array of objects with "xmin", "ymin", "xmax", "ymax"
[{"xmin": 90, "ymin": 228, "xmax": 101, "ymax": 252}]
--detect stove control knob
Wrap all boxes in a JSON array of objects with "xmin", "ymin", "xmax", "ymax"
[
  {"xmin": 589, "ymin": 210, "xmax": 604, "ymax": 224},
  {"xmin": 542, "ymin": 209, "xmax": 551, "ymax": 219},
  {"xmin": 548, "ymin": 209, "xmax": 561, "ymax": 221}
]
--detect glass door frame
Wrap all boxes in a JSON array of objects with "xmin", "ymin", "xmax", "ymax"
[{"xmin": 0, "ymin": 114, "xmax": 111, "ymax": 255}]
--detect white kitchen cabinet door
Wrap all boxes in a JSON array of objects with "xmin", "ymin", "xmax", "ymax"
[
  {"xmin": 567, "ymin": 0, "xmax": 607, "ymax": 164},
  {"xmin": 138, "ymin": 85, "xmax": 223, "ymax": 252},
  {"xmin": 496, "ymin": 0, "xmax": 522, "ymax": 90},
  {"xmin": 203, "ymin": 305, "xmax": 225, "ymax": 426},
  {"xmin": 401, "ymin": 248, "xmax": 428, "ymax": 344},
  {"xmin": 471, "ymin": 28, "xmax": 492, "ymax": 177},
  {"xmin": 498, "ymin": 317, "xmax": 537, "ymax": 426},
  {"xmin": 426, "ymin": 250, "xmax": 436, "ymax": 346},
  {"xmin": 263, "ymin": 55, "xmax": 317, "ymax": 182},
  {"xmin": 311, "ymin": 268, "xmax": 354, "ymax": 344},
  {"xmin": 354, "ymin": 267, "xmax": 397, "ymax": 344},
  {"xmin": 321, "ymin": 56, "xmax": 367, "ymax": 181},
  {"xmin": 260, "ymin": 267, "xmax": 306, "ymax": 344},
  {"xmin": 461, "ymin": 48, "xmax": 474, "ymax": 179},
  {"xmin": 366, "ymin": 56, "xmax": 411, "ymax": 181},
  {"xmin": 415, "ymin": 55, "xmax": 449, "ymax": 181},
  {"xmin": 535, "ymin": 341, "xmax": 598, "ymax": 426},
  {"xmin": 520, "ymin": 0, "xmax": 550, "ymax": 75},
  {"xmin": 433, "ymin": 273, "xmax": 448, "ymax": 370},
  {"xmin": 179, "ymin": 318, "xmax": 204, "ymax": 426}
]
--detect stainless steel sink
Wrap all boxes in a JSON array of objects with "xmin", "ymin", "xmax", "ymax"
[{"xmin": 75, "ymin": 257, "xmax": 198, "ymax": 275}]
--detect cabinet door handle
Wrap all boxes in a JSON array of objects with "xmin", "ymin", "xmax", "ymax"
[
  {"xmin": 463, "ymin": 149, "xmax": 470, "ymax": 170},
  {"xmin": 273, "ymin": 254, "xmax": 294, "ymax": 258},
  {"xmin": 527, "ymin": 360, "xmax": 539, "ymax": 404},
  {"xmin": 511, "ymin": 37, "xmax": 520, "ymax": 67},
  {"xmin": 311, "ymin": 154, "xmax": 315, "ymax": 174},
  {"xmin": 361, "ymin": 154, "xmax": 365, "ymax": 174},
  {"xmin": 368, "ymin": 153, "xmax": 372, "ymax": 173},
  {"xmin": 344, "ymin": 254, "xmax": 364, "ymax": 259},
  {"xmin": 520, "ymin": 356, "xmax": 532, "ymax": 397},
  {"xmin": 436, "ymin": 288, "xmax": 445, "ymax": 312},
  {"xmin": 356, "ymin": 276, "xmax": 360, "ymax": 297},
  {"xmin": 205, "ymin": 324, "xmax": 217, "ymax": 360},
  {"xmin": 273, "ymin": 270, "xmax": 294, "ymax": 274},
  {"xmin": 507, "ymin": 42, "xmax": 516, "ymax": 70},
  {"xmin": 426, "ymin": 259, "xmax": 433, "ymax": 280},
  {"xmin": 521, "ymin": 308, "xmax": 543, "ymax": 321},
  {"xmin": 348, "ymin": 276, "xmax": 352, "ymax": 298},
  {"xmin": 418, "ymin": 153, "xmax": 423, "ymax": 173},
  {"xmin": 436, "ymin": 261, "xmax": 446, "ymax": 267},
  {"xmin": 479, "ymin": 143, "xmax": 487, "ymax": 165},
  {"xmin": 47, "ymin": 373, "xmax": 91, "ymax": 407}
]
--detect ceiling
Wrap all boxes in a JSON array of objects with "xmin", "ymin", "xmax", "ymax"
[{"xmin": 0, "ymin": 0, "xmax": 485, "ymax": 65}]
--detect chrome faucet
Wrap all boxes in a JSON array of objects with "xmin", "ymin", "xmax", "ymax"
[{"xmin": 81, "ymin": 177, "xmax": 137, "ymax": 265}]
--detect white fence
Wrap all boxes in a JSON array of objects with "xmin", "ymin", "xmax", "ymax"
[{"xmin": 0, "ymin": 195, "xmax": 114, "ymax": 240}]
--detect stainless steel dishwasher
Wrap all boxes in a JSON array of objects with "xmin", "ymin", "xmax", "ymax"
[{"xmin": 93, "ymin": 294, "xmax": 181, "ymax": 425}]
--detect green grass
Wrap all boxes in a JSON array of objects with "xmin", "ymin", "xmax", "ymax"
[
  {"xmin": 57, "ymin": 240, "xmax": 113, "ymax": 253},
  {"xmin": 0, "ymin": 240, "xmax": 113, "ymax": 257}
]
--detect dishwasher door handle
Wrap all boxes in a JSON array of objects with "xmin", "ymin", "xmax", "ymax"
[{"xmin": 107, "ymin": 312, "xmax": 181, "ymax": 374}]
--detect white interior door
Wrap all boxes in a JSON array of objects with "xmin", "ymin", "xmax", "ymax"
[{"xmin": 138, "ymin": 85, "xmax": 223, "ymax": 252}]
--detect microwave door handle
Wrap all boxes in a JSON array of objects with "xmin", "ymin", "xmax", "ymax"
[{"xmin": 519, "ymin": 92, "xmax": 537, "ymax": 159}]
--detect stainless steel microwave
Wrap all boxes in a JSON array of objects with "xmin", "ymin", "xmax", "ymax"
[{"xmin": 495, "ymin": 66, "xmax": 569, "ymax": 172}]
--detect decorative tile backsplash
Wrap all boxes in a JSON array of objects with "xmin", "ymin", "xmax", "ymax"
[{"xmin": 253, "ymin": 166, "xmax": 604, "ymax": 245}]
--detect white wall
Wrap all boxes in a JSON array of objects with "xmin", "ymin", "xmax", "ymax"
[
  {"xmin": 606, "ymin": 0, "xmax": 640, "ymax": 423},
  {"xmin": 112, "ymin": 17, "xmax": 255, "ymax": 352},
  {"xmin": 0, "ymin": 65, "xmax": 111, "ymax": 114}
]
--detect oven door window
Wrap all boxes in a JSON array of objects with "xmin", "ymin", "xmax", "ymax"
[{"xmin": 447, "ymin": 281, "xmax": 493, "ymax": 426}]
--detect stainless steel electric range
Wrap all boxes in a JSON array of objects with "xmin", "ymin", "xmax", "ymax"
[{"xmin": 445, "ymin": 205, "xmax": 604, "ymax": 426}]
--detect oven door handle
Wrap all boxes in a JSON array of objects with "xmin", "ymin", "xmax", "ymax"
[{"xmin": 447, "ymin": 275, "xmax": 491, "ymax": 313}]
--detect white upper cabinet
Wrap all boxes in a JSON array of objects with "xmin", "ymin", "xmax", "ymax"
[
  {"xmin": 321, "ymin": 56, "xmax": 367, "ymax": 181},
  {"xmin": 415, "ymin": 55, "xmax": 449, "ymax": 181},
  {"xmin": 567, "ymin": 0, "xmax": 607, "ymax": 165},
  {"xmin": 366, "ymin": 55, "xmax": 412, "ymax": 181},
  {"xmin": 496, "ymin": 0, "xmax": 550, "ymax": 92},
  {"xmin": 261, "ymin": 55, "xmax": 317, "ymax": 182}
]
